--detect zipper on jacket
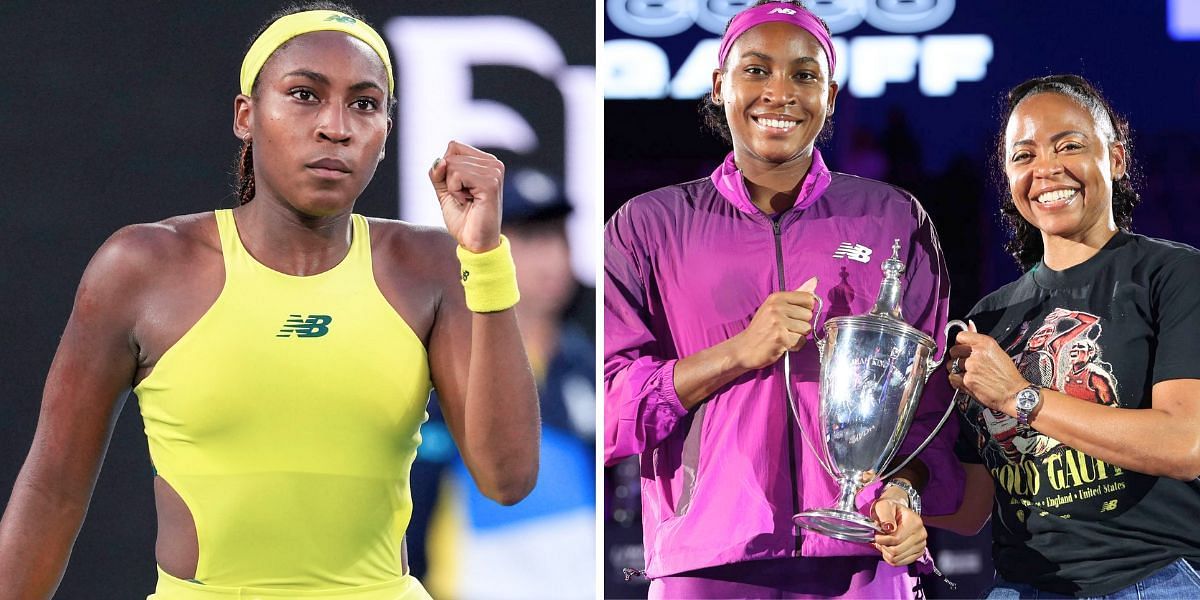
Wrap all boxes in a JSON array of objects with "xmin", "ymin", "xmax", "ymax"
[{"xmin": 772, "ymin": 216, "xmax": 803, "ymax": 555}]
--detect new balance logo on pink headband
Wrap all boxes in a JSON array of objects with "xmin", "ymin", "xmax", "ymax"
[{"xmin": 717, "ymin": 2, "xmax": 837, "ymax": 76}]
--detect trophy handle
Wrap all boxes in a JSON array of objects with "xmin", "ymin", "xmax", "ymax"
[
  {"xmin": 923, "ymin": 319, "xmax": 968, "ymax": 382},
  {"xmin": 783, "ymin": 341, "xmax": 838, "ymax": 481},
  {"xmin": 880, "ymin": 318, "xmax": 967, "ymax": 480},
  {"xmin": 811, "ymin": 294, "xmax": 826, "ymax": 360},
  {"xmin": 879, "ymin": 390, "xmax": 961, "ymax": 481}
]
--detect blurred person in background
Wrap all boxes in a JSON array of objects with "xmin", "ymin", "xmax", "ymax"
[{"xmin": 409, "ymin": 168, "xmax": 595, "ymax": 599}]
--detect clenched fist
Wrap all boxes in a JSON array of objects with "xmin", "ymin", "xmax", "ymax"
[{"xmin": 429, "ymin": 140, "xmax": 504, "ymax": 253}]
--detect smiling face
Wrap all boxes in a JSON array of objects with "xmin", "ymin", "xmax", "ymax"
[
  {"xmin": 712, "ymin": 21, "xmax": 837, "ymax": 169},
  {"xmin": 1003, "ymin": 92, "xmax": 1126, "ymax": 246},
  {"xmin": 235, "ymin": 30, "xmax": 392, "ymax": 217}
]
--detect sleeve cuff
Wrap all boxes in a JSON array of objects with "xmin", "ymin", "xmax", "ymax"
[{"xmin": 657, "ymin": 359, "xmax": 688, "ymax": 416}]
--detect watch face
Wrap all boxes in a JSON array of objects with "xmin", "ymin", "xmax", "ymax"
[
  {"xmin": 1016, "ymin": 390, "xmax": 1030, "ymax": 409},
  {"xmin": 1016, "ymin": 387, "xmax": 1040, "ymax": 425},
  {"xmin": 1017, "ymin": 389, "xmax": 1038, "ymax": 410}
]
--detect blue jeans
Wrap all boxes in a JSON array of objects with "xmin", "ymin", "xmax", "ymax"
[{"xmin": 985, "ymin": 558, "xmax": 1200, "ymax": 599}]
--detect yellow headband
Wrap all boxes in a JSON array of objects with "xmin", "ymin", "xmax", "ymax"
[{"xmin": 240, "ymin": 10, "xmax": 394, "ymax": 97}]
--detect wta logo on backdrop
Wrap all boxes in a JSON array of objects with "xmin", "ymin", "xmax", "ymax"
[
  {"xmin": 386, "ymin": 16, "xmax": 596, "ymax": 286},
  {"xmin": 605, "ymin": 0, "xmax": 993, "ymax": 99}
]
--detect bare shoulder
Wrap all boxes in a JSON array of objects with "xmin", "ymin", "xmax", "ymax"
[
  {"xmin": 363, "ymin": 218, "xmax": 461, "ymax": 344},
  {"xmin": 84, "ymin": 212, "xmax": 219, "ymax": 293},
  {"xmin": 65, "ymin": 212, "xmax": 225, "ymax": 370},
  {"xmin": 365, "ymin": 217, "xmax": 459, "ymax": 281}
]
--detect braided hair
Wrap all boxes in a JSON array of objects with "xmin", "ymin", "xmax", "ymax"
[{"xmin": 994, "ymin": 74, "xmax": 1140, "ymax": 270}]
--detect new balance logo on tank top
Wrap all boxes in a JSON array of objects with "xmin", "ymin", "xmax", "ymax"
[
  {"xmin": 955, "ymin": 232, "xmax": 1200, "ymax": 596},
  {"xmin": 134, "ymin": 210, "xmax": 432, "ymax": 589},
  {"xmin": 277, "ymin": 314, "xmax": 334, "ymax": 338}
]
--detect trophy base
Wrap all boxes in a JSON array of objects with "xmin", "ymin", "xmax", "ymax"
[{"xmin": 793, "ymin": 509, "xmax": 882, "ymax": 544}]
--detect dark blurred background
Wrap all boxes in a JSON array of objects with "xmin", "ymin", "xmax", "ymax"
[
  {"xmin": 0, "ymin": 2, "xmax": 594, "ymax": 598},
  {"xmin": 603, "ymin": 1, "xmax": 1200, "ymax": 598}
]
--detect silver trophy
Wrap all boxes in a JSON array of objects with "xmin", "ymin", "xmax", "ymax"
[{"xmin": 791, "ymin": 240, "xmax": 964, "ymax": 543}]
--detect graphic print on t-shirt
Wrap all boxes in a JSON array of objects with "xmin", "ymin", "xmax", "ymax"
[
  {"xmin": 961, "ymin": 307, "xmax": 1129, "ymax": 523},
  {"xmin": 1015, "ymin": 308, "xmax": 1117, "ymax": 407}
]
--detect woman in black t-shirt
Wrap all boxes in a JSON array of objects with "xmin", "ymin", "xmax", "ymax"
[{"xmin": 926, "ymin": 74, "xmax": 1200, "ymax": 597}]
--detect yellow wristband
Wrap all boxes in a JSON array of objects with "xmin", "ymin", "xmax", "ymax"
[{"xmin": 457, "ymin": 235, "xmax": 520, "ymax": 313}]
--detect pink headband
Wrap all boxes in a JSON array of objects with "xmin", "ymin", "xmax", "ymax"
[{"xmin": 717, "ymin": 2, "xmax": 836, "ymax": 77}]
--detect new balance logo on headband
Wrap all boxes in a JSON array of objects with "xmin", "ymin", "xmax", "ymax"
[
  {"xmin": 833, "ymin": 243, "xmax": 872, "ymax": 263},
  {"xmin": 277, "ymin": 314, "xmax": 333, "ymax": 338},
  {"xmin": 768, "ymin": 7, "xmax": 798, "ymax": 15}
]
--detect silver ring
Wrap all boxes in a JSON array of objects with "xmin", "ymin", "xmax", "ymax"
[{"xmin": 950, "ymin": 358, "xmax": 963, "ymax": 375}]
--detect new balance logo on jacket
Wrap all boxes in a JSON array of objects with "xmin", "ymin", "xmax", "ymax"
[{"xmin": 833, "ymin": 242, "xmax": 872, "ymax": 263}]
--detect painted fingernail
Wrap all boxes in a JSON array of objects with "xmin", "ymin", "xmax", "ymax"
[
  {"xmin": 432, "ymin": 157, "xmax": 442, "ymax": 169},
  {"xmin": 882, "ymin": 523, "xmax": 895, "ymax": 533}
]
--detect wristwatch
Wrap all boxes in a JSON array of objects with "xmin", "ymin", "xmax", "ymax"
[
  {"xmin": 1015, "ymin": 383, "xmax": 1043, "ymax": 426},
  {"xmin": 885, "ymin": 479, "xmax": 922, "ymax": 515}
]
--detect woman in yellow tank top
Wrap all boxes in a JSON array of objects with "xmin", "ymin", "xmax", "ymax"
[{"xmin": 0, "ymin": 3, "xmax": 540, "ymax": 598}]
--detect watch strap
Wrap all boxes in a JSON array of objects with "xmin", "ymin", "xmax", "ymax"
[{"xmin": 884, "ymin": 479, "xmax": 922, "ymax": 515}]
